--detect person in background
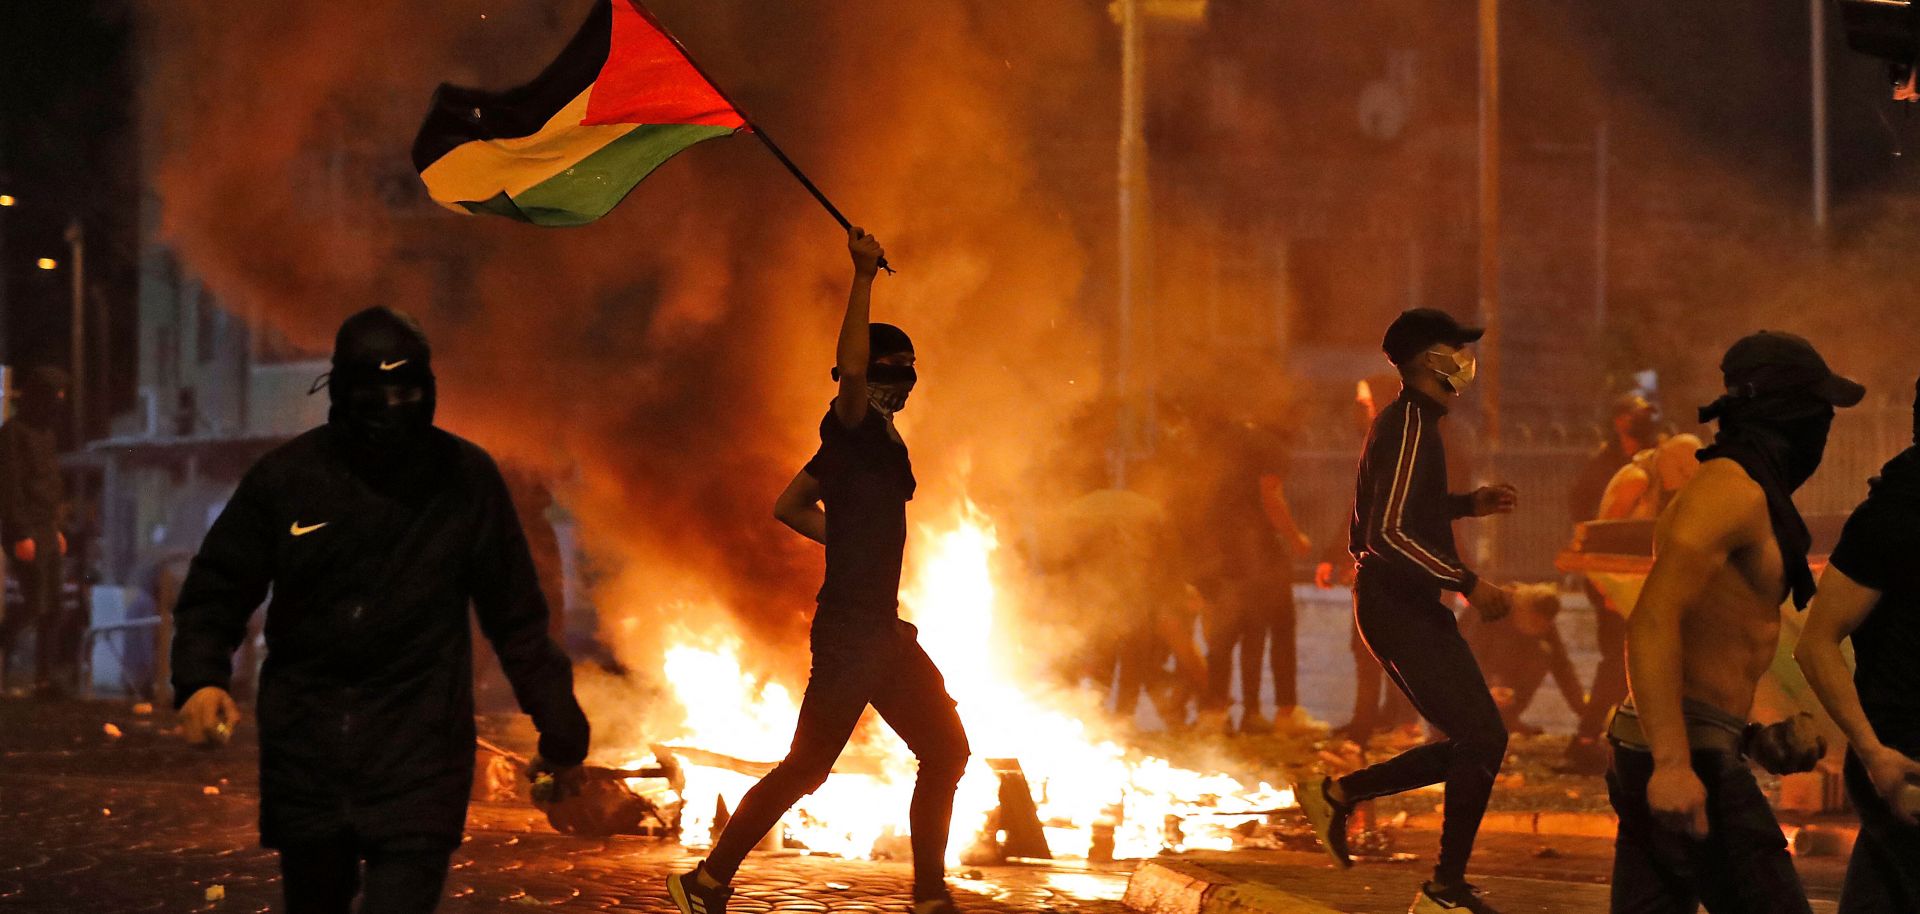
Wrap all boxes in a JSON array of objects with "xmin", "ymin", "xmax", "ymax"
[
  {"xmin": 0, "ymin": 367, "xmax": 71, "ymax": 696},
  {"xmin": 1461, "ymin": 586, "xmax": 1585, "ymax": 735},
  {"xmin": 1796, "ymin": 376, "xmax": 1920, "ymax": 914},
  {"xmin": 1561, "ymin": 394, "xmax": 1663, "ymax": 773},
  {"xmin": 1597, "ymin": 433, "xmax": 1705, "ymax": 523},
  {"xmin": 1247, "ymin": 437, "xmax": 1313, "ymax": 732}
]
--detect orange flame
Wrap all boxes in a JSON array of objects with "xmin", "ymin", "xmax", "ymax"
[{"xmin": 626, "ymin": 496, "xmax": 1292, "ymax": 862}]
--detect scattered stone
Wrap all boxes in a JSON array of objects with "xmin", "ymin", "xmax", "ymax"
[
  {"xmin": 1534, "ymin": 845, "xmax": 1563, "ymax": 859},
  {"xmin": 205, "ymin": 884, "xmax": 225, "ymax": 902},
  {"xmin": 203, "ymin": 786, "xmax": 221, "ymax": 796},
  {"xmin": 103, "ymin": 723, "xmax": 123, "ymax": 739}
]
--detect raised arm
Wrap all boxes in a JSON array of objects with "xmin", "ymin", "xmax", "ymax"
[
  {"xmin": 1627, "ymin": 461, "xmax": 1763, "ymax": 836},
  {"xmin": 1798, "ymin": 565, "xmax": 1920, "ymax": 825},
  {"xmin": 832, "ymin": 228, "xmax": 887, "ymax": 429},
  {"xmin": 774, "ymin": 469, "xmax": 827, "ymax": 545}
]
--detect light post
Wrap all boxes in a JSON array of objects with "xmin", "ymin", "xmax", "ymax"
[{"xmin": 65, "ymin": 219, "xmax": 84, "ymax": 445}]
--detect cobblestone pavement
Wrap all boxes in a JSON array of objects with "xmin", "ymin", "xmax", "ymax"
[
  {"xmin": 0, "ymin": 695, "xmax": 1861, "ymax": 914},
  {"xmin": 0, "ymin": 698, "xmax": 1133, "ymax": 914}
]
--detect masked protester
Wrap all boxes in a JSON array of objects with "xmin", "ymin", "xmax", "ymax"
[
  {"xmin": 170, "ymin": 307, "xmax": 590, "ymax": 914},
  {"xmin": 668, "ymin": 229, "xmax": 970, "ymax": 914},
  {"xmin": 1797, "ymin": 375, "xmax": 1920, "ymax": 913},
  {"xmin": 0, "ymin": 367, "xmax": 71, "ymax": 695},
  {"xmin": 1296, "ymin": 308, "xmax": 1522, "ymax": 914},
  {"xmin": 1607, "ymin": 331, "xmax": 1863, "ymax": 914}
]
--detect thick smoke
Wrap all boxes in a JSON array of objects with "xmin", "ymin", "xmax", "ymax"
[{"xmin": 140, "ymin": 0, "xmax": 1105, "ymax": 695}]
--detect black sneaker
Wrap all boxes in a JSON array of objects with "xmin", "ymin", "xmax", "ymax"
[
  {"xmin": 1410, "ymin": 881, "xmax": 1502, "ymax": 914},
  {"xmin": 1296, "ymin": 775, "xmax": 1352, "ymax": 868},
  {"xmin": 912, "ymin": 893, "xmax": 963, "ymax": 914},
  {"xmin": 667, "ymin": 862, "xmax": 731, "ymax": 914}
]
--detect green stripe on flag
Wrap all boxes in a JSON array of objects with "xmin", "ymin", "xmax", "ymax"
[{"xmin": 494, "ymin": 122, "xmax": 738, "ymax": 227}]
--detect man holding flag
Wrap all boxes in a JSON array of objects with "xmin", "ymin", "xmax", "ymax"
[{"xmin": 666, "ymin": 228, "xmax": 969, "ymax": 914}]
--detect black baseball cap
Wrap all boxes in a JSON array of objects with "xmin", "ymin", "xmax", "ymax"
[
  {"xmin": 1382, "ymin": 308, "xmax": 1485, "ymax": 366},
  {"xmin": 1718, "ymin": 331, "xmax": 1865, "ymax": 408}
]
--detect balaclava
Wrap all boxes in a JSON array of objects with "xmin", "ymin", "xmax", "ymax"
[
  {"xmin": 1695, "ymin": 332, "xmax": 1863, "ymax": 609},
  {"xmin": 832, "ymin": 323, "xmax": 916, "ymax": 417},
  {"xmin": 321, "ymin": 307, "xmax": 437, "ymax": 462}
]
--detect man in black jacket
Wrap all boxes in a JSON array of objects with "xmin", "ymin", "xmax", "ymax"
[
  {"xmin": 0, "ymin": 367, "xmax": 70, "ymax": 695},
  {"xmin": 1297, "ymin": 308, "xmax": 1519, "ymax": 914},
  {"xmin": 171, "ymin": 307, "xmax": 590, "ymax": 914}
]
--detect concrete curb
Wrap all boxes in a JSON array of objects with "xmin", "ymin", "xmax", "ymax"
[
  {"xmin": 1400, "ymin": 809, "xmax": 1858, "ymax": 855},
  {"xmin": 1123, "ymin": 859, "xmax": 1346, "ymax": 914}
]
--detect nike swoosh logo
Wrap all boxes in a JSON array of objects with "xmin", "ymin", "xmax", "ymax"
[
  {"xmin": 290, "ymin": 521, "xmax": 328, "ymax": 537},
  {"xmin": 379, "ymin": 359, "xmax": 408, "ymax": 371}
]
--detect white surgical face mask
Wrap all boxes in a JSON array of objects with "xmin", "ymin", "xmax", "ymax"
[{"xmin": 1425, "ymin": 347, "xmax": 1477, "ymax": 394}]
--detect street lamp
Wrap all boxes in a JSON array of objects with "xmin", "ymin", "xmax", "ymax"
[
  {"xmin": 0, "ymin": 195, "xmax": 15, "ymax": 207},
  {"xmin": 36, "ymin": 257, "xmax": 57, "ymax": 270}
]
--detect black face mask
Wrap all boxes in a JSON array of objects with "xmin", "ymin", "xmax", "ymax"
[
  {"xmin": 343, "ymin": 383, "xmax": 432, "ymax": 450},
  {"xmin": 1697, "ymin": 390, "xmax": 1835, "ymax": 609},
  {"xmin": 1776, "ymin": 410, "xmax": 1835, "ymax": 491}
]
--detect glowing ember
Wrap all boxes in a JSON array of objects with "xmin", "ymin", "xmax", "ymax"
[{"xmin": 626, "ymin": 499, "xmax": 1293, "ymax": 862}]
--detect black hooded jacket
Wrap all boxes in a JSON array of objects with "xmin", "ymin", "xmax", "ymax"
[{"xmin": 170, "ymin": 422, "xmax": 589, "ymax": 850}]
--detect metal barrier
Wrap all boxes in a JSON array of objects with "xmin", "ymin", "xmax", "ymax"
[{"xmin": 79, "ymin": 616, "xmax": 162, "ymax": 700}]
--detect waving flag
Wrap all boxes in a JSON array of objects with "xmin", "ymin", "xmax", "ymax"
[{"xmin": 412, "ymin": 0, "xmax": 748, "ymax": 227}]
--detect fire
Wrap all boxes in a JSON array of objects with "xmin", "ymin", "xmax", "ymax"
[{"xmin": 628, "ymin": 499, "xmax": 1293, "ymax": 863}]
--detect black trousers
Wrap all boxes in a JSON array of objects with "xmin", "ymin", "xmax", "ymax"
[
  {"xmin": 1336, "ymin": 572, "xmax": 1507, "ymax": 886},
  {"xmin": 1606, "ymin": 742, "xmax": 1811, "ymax": 914},
  {"xmin": 1343, "ymin": 624, "xmax": 1417, "ymax": 736},
  {"xmin": 278, "ymin": 835, "xmax": 451, "ymax": 914},
  {"xmin": 707, "ymin": 618, "xmax": 969, "ymax": 900},
  {"xmin": 1840, "ymin": 749, "xmax": 1920, "ymax": 914},
  {"xmin": 1239, "ymin": 564, "xmax": 1298, "ymax": 712},
  {"xmin": 0, "ymin": 544, "xmax": 64, "ymax": 689},
  {"xmin": 1577, "ymin": 583, "xmax": 1629, "ymax": 740}
]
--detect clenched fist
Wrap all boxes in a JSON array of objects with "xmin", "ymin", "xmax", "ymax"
[
  {"xmin": 1745, "ymin": 713, "xmax": 1826, "ymax": 776},
  {"xmin": 848, "ymin": 227, "xmax": 886, "ymax": 277},
  {"xmin": 180, "ymin": 686, "xmax": 240, "ymax": 748}
]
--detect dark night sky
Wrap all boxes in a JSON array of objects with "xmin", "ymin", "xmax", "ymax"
[{"xmin": 1, "ymin": 0, "xmax": 138, "ymax": 434}]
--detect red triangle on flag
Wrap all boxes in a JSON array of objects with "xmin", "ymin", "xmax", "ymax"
[{"xmin": 582, "ymin": 1, "xmax": 749, "ymax": 129}]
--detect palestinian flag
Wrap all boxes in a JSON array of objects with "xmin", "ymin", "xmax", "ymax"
[{"xmin": 412, "ymin": 0, "xmax": 748, "ymax": 227}]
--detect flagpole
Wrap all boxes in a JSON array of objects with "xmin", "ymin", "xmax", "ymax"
[{"xmin": 630, "ymin": 0, "xmax": 892, "ymax": 272}]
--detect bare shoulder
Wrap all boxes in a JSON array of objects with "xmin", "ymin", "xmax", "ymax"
[{"xmin": 1661, "ymin": 458, "xmax": 1767, "ymax": 546}]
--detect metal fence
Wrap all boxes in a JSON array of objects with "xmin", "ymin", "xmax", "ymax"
[{"xmin": 1284, "ymin": 406, "xmax": 1913, "ymax": 582}]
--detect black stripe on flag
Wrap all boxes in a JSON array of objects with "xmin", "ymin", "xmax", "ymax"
[{"xmin": 410, "ymin": 0, "xmax": 613, "ymax": 173}]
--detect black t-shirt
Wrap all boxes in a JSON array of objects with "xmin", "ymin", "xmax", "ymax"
[
  {"xmin": 1827, "ymin": 494, "xmax": 1920, "ymax": 751},
  {"xmin": 804, "ymin": 405, "xmax": 916, "ymax": 628}
]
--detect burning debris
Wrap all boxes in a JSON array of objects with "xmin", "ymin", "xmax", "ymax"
[{"xmin": 579, "ymin": 501, "xmax": 1295, "ymax": 863}]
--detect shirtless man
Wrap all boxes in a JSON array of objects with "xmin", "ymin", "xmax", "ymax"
[{"xmin": 1609, "ymin": 331, "xmax": 1863, "ymax": 914}]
